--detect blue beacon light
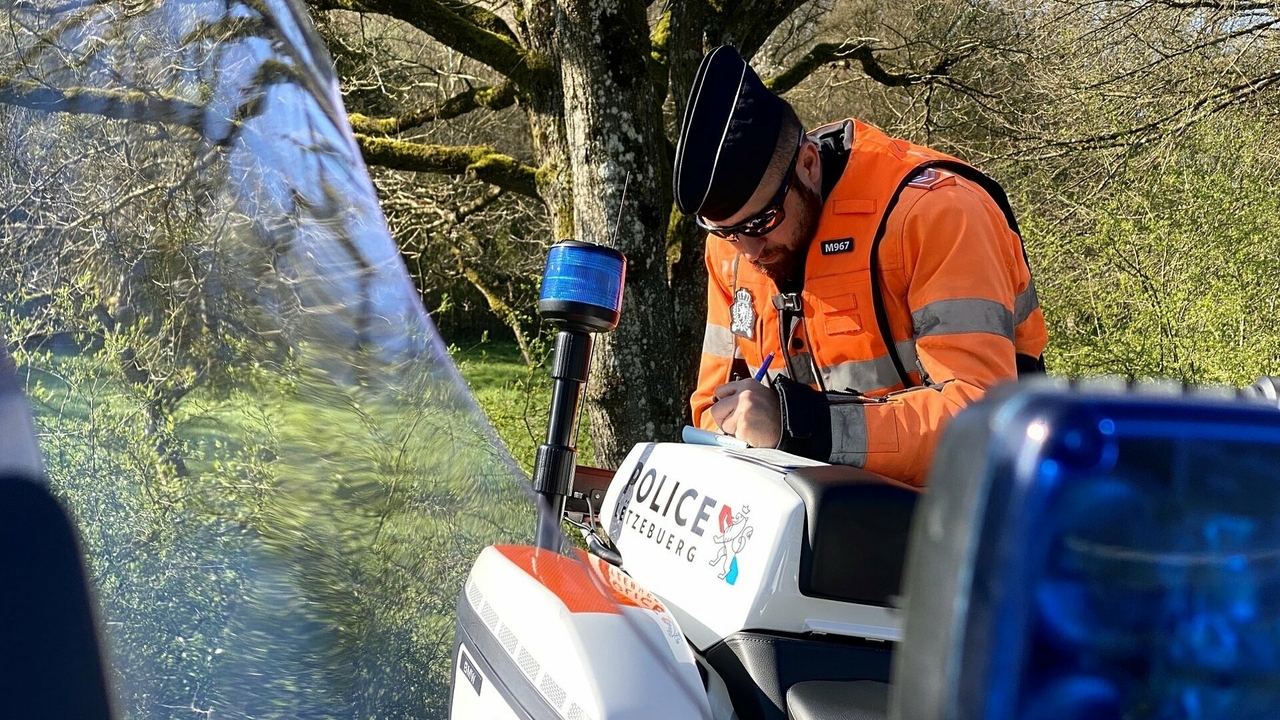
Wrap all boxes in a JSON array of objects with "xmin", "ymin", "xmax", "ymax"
[
  {"xmin": 893, "ymin": 385, "xmax": 1280, "ymax": 720},
  {"xmin": 531, "ymin": 240, "xmax": 626, "ymax": 551},
  {"xmin": 1003, "ymin": 399, "xmax": 1280, "ymax": 720},
  {"xmin": 538, "ymin": 240, "xmax": 626, "ymax": 333}
]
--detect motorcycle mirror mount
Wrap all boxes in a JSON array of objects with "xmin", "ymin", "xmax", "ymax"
[{"xmin": 532, "ymin": 240, "xmax": 626, "ymax": 550}]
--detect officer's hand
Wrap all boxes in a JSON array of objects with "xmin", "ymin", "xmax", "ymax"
[{"xmin": 709, "ymin": 379, "xmax": 781, "ymax": 449}]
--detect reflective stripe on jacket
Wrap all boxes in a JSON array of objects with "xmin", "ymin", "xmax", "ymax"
[{"xmin": 692, "ymin": 119, "xmax": 1049, "ymax": 486}]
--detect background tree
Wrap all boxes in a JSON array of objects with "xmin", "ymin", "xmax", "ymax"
[
  {"xmin": 304, "ymin": 0, "xmax": 993, "ymax": 466},
  {"xmin": 304, "ymin": 0, "xmax": 1280, "ymax": 467}
]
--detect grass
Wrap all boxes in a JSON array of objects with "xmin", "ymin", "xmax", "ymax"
[
  {"xmin": 12, "ymin": 333, "xmax": 603, "ymax": 718},
  {"xmin": 448, "ymin": 335, "xmax": 596, "ymax": 474},
  {"xmin": 21, "ymin": 349, "xmax": 533, "ymax": 718}
]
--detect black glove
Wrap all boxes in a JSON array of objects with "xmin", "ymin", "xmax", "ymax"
[{"xmin": 772, "ymin": 375, "xmax": 832, "ymax": 461}]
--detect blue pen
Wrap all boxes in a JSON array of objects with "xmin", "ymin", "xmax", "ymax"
[{"xmin": 753, "ymin": 352, "xmax": 775, "ymax": 382}]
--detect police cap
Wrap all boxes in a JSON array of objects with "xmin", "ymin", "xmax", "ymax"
[{"xmin": 673, "ymin": 45, "xmax": 793, "ymax": 221}]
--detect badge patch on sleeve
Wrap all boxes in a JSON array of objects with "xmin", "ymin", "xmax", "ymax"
[
  {"xmin": 820, "ymin": 237, "xmax": 854, "ymax": 256},
  {"xmin": 907, "ymin": 168, "xmax": 955, "ymax": 190},
  {"xmin": 730, "ymin": 287, "xmax": 755, "ymax": 339}
]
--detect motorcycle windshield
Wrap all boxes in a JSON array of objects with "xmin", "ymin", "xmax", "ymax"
[{"xmin": 0, "ymin": 0, "xmax": 538, "ymax": 716}]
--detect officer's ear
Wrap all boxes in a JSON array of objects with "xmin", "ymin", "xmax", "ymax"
[{"xmin": 796, "ymin": 140, "xmax": 822, "ymax": 192}]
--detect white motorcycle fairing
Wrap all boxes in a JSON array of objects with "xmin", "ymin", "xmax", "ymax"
[
  {"xmin": 597, "ymin": 443, "xmax": 902, "ymax": 651},
  {"xmin": 450, "ymin": 544, "xmax": 711, "ymax": 719},
  {"xmin": 450, "ymin": 441, "xmax": 919, "ymax": 720}
]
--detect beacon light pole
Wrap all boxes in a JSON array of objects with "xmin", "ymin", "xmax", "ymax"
[{"xmin": 532, "ymin": 240, "xmax": 626, "ymax": 550}]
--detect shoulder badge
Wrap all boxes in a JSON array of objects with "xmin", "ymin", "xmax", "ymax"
[
  {"xmin": 907, "ymin": 168, "xmax": 956, "ymax": 190},
  {"xmin": 730, "ymin": 287, "xmax": 755, "ymax": 340}
]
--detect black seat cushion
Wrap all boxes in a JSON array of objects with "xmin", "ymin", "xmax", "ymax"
[
  {"xmin": 705, "ymin": 630, "xmax": 893, "ymax": 720},
  {"xmin": 0, "ymin": 475, "xmax": 114, "ymax": 719},
  {"xmin": 782, "ymin": 466, "xmax": 919, "ymax": 606},
  {"xmin": 786, "ymin": 680, "xmax": 889, "ymax": 720}
]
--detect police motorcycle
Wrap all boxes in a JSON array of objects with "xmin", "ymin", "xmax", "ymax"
[{"xmin": 448, "ymin": 239, "xmax": 1280, "ymax": 720}]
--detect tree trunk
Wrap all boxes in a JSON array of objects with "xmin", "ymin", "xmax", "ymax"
[
  {"xmin": 665, "ymin": 5, "xmax": 714, "ymax": 420},
  {"xmin": 517, "ymin": 0, "xmax": 573, "ymax": 236},
  {"xmin": 556, "ymin": 0, "xmax": 683, "ymax": 467},
  {"xmin": 667, "ymin": 214, "xmax": 707, "ymax": 421}
]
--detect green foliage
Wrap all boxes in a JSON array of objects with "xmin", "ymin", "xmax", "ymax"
[
  {"xmin": 451, "ymin": 334, "xmax": 596, "ymax": 472},
  {"xmin": 10, "ymin": 326, "xmax": 583, "ymax": 720},
  {"xmin": 17, "ymin": 343, "xmax": 531, "ymax": 719},
  {"xmin": 1026, "ymin": 117, "xmax": 1280, "ymax": 384}
]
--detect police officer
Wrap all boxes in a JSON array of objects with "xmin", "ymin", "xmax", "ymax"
[{"xmin": 675, "ymin": 46, "xmax": 1048, "ymax": 486}]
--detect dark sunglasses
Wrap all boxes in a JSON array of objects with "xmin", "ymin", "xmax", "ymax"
[{"xmin": 696, "ymin": 135, "xmax": 803, "ymax": 240}]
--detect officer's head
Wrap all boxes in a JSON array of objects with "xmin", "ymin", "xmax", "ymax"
[{"xmin": 673, "ymin": 46, "xmax": 824, "ymax": 283}]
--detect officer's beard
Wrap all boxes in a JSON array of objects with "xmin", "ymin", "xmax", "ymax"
[{"xmin": 752, "ymin": 178, "xmax": 822, "ymax": 285}]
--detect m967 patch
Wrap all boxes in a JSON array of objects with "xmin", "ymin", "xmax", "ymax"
[{"xmin": 821, "ymin": 237, "xmax": 854, "ymax": 256}]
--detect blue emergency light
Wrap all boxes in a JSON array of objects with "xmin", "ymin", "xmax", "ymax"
[
  {"xmin": 892, "ymin": 381, "xmax": 1280, "ymax": 720},
  {"xmin": 530, "ymin": 240, "xmax": 627, "ymax": 550},
  {"xmin": 538, "ymin": 240, "xmax": 626, "ymax": 333}
]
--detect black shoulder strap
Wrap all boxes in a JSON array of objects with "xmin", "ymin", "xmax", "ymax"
[{"xmin": 868, "ymin": 160, "xmax": 1038, "ymax": 389}]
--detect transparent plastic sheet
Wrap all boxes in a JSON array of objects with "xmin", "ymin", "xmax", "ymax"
[
  {"xmin": 0, "ymin": 0, "xmax": 558, "ymax": 716},
  {"xmin": 0, "ymin": 1, "xmax": 714, "ymax": 717}
]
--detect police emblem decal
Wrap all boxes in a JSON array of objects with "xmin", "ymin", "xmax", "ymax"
[{"xmin": 730, "ymin": 287, "xmax": 755, "ymax": 339}]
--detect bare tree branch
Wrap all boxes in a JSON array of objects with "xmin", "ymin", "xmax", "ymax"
[
  {"xmin": 353, "ymin": 134, "xmax": 541, "ymax": 198},
  {"xmin": 348, "ymin": 80, "xmax": 517, "ymax": 135},
  {"xmin": 442, "ymin": 186, "xmax": 506, "ymax": 226},
  {"xmin": 1152, "ymin": 0, "xmax": 1276, "ymax": 9},
  {"xmin": 311, "ymin": 0, "xmax": 518, "ymax": 39},
  {"xmin": 1017, "ymin": 69, "xmax": 1280, "ymax": 159},
  {"xmin": 765, "ymin": 40, "xmax": 978, "ymax": 94},
  {"xmin": 448, "ymin": 232, "xmax": 533, "ymax": 365},
  {"xmin": 723, "ymin": 0, "xmax": 810, "ymax": 58},
  {"xmin": 0, "ymin": 79, "xmax": 206, "ymax": 128},
  {"xmin": 308, "ymin": 0, "xmax": 555, "ymax": 92},
  {"xmin": 436, "ymin": 0, "xmax": 519, "ymax": 41}
]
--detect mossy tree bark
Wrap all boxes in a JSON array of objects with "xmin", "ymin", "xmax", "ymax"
[{"xmin": 556, "ymin": 0, "xmax": 683, "ymax": 454}]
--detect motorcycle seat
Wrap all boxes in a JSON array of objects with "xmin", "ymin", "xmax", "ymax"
[
  {"xmin": 781, "ymin": 466, "xmax": 919, "ymax": 606},
  {"xmin": 0, "ymin": 475, "xmax": 114, "ymax": 719},
  {"xmin": 786, "ymin": 680, "xmax": 888, "ymax": 720}
]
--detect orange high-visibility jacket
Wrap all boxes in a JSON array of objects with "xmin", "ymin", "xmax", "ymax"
[{"xmin": 692, "ymin": 120, "xmax": 1049, "ymax": 486}]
